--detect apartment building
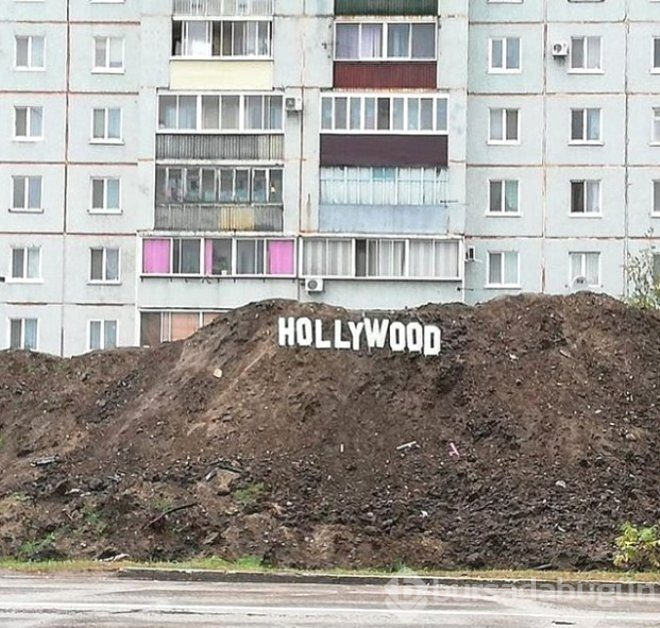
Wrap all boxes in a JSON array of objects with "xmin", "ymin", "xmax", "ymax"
[{"xmin": 2, "ymin": 0, "xmax": 660, "ymax": 355}]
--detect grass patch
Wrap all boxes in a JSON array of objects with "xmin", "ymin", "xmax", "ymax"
[{"xmin": 233, "ymin": 482, "xmax": 265, "ymax": 507}]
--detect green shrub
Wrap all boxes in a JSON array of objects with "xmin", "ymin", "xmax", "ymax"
[{"xmin": 614, "ymin": 522, "xmax": 660, "ymax": 570}]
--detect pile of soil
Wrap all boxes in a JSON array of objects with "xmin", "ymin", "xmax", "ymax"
[{"xmin": 1, "ymin": 293, "xmax": 659, "ymax": 570}]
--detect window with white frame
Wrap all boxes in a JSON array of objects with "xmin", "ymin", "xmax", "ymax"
[
  {"xmin": 93, "ymin": 36, "xmax": 124, "ymax": 71},
  {"xmin": 320, "ymin": 167, "xmax": 447, "ymax": 205},
  {"xmin": 15, "ymin": 35, "xmax": 44, "ymax": 69},
  {"xmin": 654, "ymin": 180, "xmax": 660, "ymax": 215},
  {"xmin": 92, "ymin": 107, "xmax": 122, "ymax": 141},
  {"xmin": 571, "ymin": 108, "xmax": 601, "ymax": 143},
  {"xmin": 89, "ymin": 247, "xmax": 120, "ymax": 283},
  {"xmin": 156, "ymin": 166, "xmax": 283, "ymax": 204},
  {"xmin": 653, "ymin": 108, "xmax": 660, "ymax": 143},
  {"xmin": 489, "ymin": 37, "xmax": 520, "ymax": 72},
  {"xmin": 14, "ymin": 106, "xmax": 43, "ymax": 139},
  {"xmin": 10, "ymin": 247, "xmax": 40, "ymax": 280},
  {"xmin": 9, "ymin": 318, "xmax": 38, "ymax": 351},
  {"xmin": 157, "ymin": 93, "xmax": 283, "ymax": 132},
  {"xmin": 172, "ymin": 20, "xmax": 272, "ymax": 58},
  {"xmin": 88, "ymin": 320, "xmax": 117, "ymax": 351},
  {"xmin": 654, "ymin": 37, "xmax": 660, "ymax": 72},
  {"xmin": 570, "ymin": 180, "xmax": 601, "ymax": 214},
  {"xmin": 302, "ymin": 238, "xmax": 460, "ymax": 279},
  {"xmin": 487, "ymin": 251, "xmax": 519, "ymax": 286},
  {"xmin": 91, "ymin": 177, "xmax": 121, "ymax": 212},
  {"xmin": 488, "ymin": 180, "xmax": 519, "ymax": 214},
  {"xmin": 570, "ymin": 252, "xmax": 600, "ymax": 287},
  {"xmin": 570, "ymin": 36, "xmax": 601, "ymax": 71},
  {"xmin": 321, "ymin": 94, "xmax": 447, "ymax": 133},
  {"xmin": 489, "ymin": 108, "xmax": 519, "ymax": 143},
  {"xmin": 334, "ymin": 22, "xmax": 436, "ymax": 61},
  {"xmin": 11, "ymin": 175, "xmax": 42, "ymax": 211}
]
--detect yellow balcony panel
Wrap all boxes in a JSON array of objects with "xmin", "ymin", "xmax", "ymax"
[{"xmin": 169, "ymin": 59, "xmax": 274, "ymax": 91}]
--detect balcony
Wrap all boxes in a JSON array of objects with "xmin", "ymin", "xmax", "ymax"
[
  {"xmin": 172, "ymin": 0, "xmax": 272, "ymax": 17},
  {"xmin": 335, "ymin": 0, "xmax": 438, "ymax": 16},
  {"xmin": 154, "ymin": 203, "xmax": 283, "ymax": 232},
  {"xmin": 156, "ymin": 134, "xmax": 284, "ymax": 161}
]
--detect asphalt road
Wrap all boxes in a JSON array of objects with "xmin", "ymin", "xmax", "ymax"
[{"xmin": 0, "ymin": 575, "xmax": 659, "ymax": 627}]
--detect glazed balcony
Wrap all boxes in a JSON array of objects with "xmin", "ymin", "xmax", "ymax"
[{"xmin": 154, "ymin": 203, "xmax": 283, "ymax": 232}]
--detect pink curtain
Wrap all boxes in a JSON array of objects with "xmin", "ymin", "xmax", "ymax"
[
  {"xmin": 143, "ymin": 239, "xmax": 171, "ymax": 274},
  {"xmin": 204, "ymin": 240, "xmax": 213, "ymax": 275},
  {"xmin": 268, "ymin": 240, "xmax": 294, "ymax": 275}
]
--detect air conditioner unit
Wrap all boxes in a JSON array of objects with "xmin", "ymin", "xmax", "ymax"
[
  {"xmin": 465, "ymin": 246, "xmax": 476, "ymax": 262},
  {"xmin": 285, "ymin": 96, "xmax": 303, "ymax": 113},
  {"xmin": 572, "ymin": 276, "xmax": 589, "ymax": 291},
  {"xmin": 305, "ymin": 277, "xmax": 324, "ymax": 293},
  {"xmin": 552, "ymin": 42, "xmax": 569, "ymax": 58}
]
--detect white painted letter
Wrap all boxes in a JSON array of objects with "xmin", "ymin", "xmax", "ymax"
[
  {"xmin": 424, "ymin": 325, "xmax": 442, "ymax": 356},
  {"xmin": 389, "ymin": 322, "xmax": 406, "ymax": 352},
  {"xmin": 296, "ymin": 317, "xmax": 313, "ymax": 347},
  {"xmin": 278, "ymin": 317, "xmax": 296, "ymax": 347},
  {"xmin": 363, "ymin": 318, "xmax": 390, "ymax": 349},
  {"xmin": 314, "ymin": 319, "xmax": 331, "ymax": 349},
  {"xmin": 334, "ymin": 320, "xmax": 351, "ymax": 350},
  {"xmin": 347, "ymin": 320, "xmax": 365, "ymax": 351},
  {"xmin": 406, "ymin": 322, "xmax": 424, "ymax": 353}
]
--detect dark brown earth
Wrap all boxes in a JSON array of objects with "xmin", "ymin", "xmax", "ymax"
[{"xmin": 1, "ymin": 293, "xmax": 659, "ymax": 570}]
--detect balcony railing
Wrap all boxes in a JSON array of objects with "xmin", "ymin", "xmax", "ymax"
[
  {"xmin": 335, "ymin": 0, "xmax": 437, "ymax": 15},
  {"xmin": 172, "ymin": 0, "xmax": 273, "ymax": 17},
  {"xmin": 156, "ymin": 134, "xmax": 284, "ymax": 161},
  {"xmin": 155, "ymin": 203, "xmax": 283, "ymax": 232}
]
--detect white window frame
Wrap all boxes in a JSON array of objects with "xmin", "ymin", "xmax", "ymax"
[
  {"xmin": 487, "ymin": 179, "xmax": 520, "ymax": 215},
  {"xmin": 11, "ymin": 175, "xmax": 43, "ymax": 212},
  {"xmin": 488, "ymin": 108, "xmax": 520, "ymax": 144},
  {"xmin": 14, "ymin": 35, "xmax": 45, "ymax": 71},
  {"xmin": 653, "ymin": 37, "xmax": 660, "ymax": 74},
  {"xmin": 92, "ymin": 36, "xmax": 125, "ymax": 73},
  {"xmin": 9, "ymin": 246, "xmax": 41, "ymax": 282},
  {"xmin": 486, "ymin": 250, "xmax": 520, "ymax": 288},
  {"xmin": 89, "ymin": 247, "xmax": 121, "ymax": 284},
  {"xmin": 91, "ymin": 107, "xmax": 123, "ymax": 143},
  {"xmin": 653, "ymin": 180, "xmax": 660, "ymax": 216},
  {"xmin": 14, "ymin": 105, "xmax": 43, "ymax": 141},
  {"xmin": 570, "ymin": 108, "xmax": 602, "ymax": 144},
  {"xmin": 88, "ymin": 319, "xmax": 118, "ymax": 351},
  {"xmin": 488, "ymin": 37, "xmax": 521, "ymax": 73},
  {"xmin": 652, "ymin": 108, "xmax": 660, "ymax": 145},
  {"xmin": 569, "ymin": 36, "xmax": 602, "ymax": 73},
  {"xmin": 570, "ymin": 180, "xmax": 602, "ymax": 216},
  {"xmin": 90, "ymin": 177, "xmax": 121, "ymax": 214},
  {"xmin": 8, "ymin": 318, "xmax": 38, "ymax": 351},
  {"xmin": 569, "ymin": 252, "xmax": 601, "ymax": 288}
]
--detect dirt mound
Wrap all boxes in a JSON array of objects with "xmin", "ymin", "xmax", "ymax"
[{"xmin": 1, "ymin": 293, "xmax": 660, "ymax": 570}]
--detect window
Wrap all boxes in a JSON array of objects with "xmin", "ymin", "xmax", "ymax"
[
  {"xmin": 489, "ymin": 108, "xmax": 519, "ymax": 143},
  {"xmin": 89, "ymin": 247, "xmax": 120, "ymax": 283},
  {"xmin": 653, "ymin": 108, "xmax": 660, "ymax": 144},
  {"xmin": 14, "ymin": 106, "xmax": 43, "ymax": 139},
  {"xmin": 156, "ymin": 166, "xmax": 283, "ymax": 205},
  {"xmin": 302, "ymin": 238, "xmax": 460, "ymax": 280},
  {"xmin": 170, "ymin": 239, "xmax": 201, "ymax": 274},
  {"xmin": 335, "ymin": 21, "xmax": 436, "ymax": 61},
  {"xmin": 487, "ymin": 251, "xmax": 519, "ymax": 287},
  {"xmin": 571, "ymin": 180, "xmax": 601, "ymax": 215},
  {"xmin": 140, "ymin": 311, "xmax": 221, "ymax": 347},
  {"xmin": 488, "ymin": 180, "xmax": 519, "ymax": 214},
  {"xmin": 654, "ymin": 180, "xmax": 660, "ymax": 215},
  {"xmin": 570, "ymin": 36, "xmax": 601, "ymax": 72},
  {"xmin": 15, "ymin": 35, "xmax": 44, "ymax": 70},
  {"xmin": 571, "ymin": 108, "xmax": 601, "ymax": 143},
  {"xmin": 321, "ymin": 95, "xmax": 448, "ymax": 133},
  {"xmin": 320, "ymin": 167, "xmax": 447, "ymax": 206},
  {"xmin": 11, "ymin": 176, "xmax": 42, "ymax": 211},
  {"xmin": 157, "ymin": 94, "xmax": 283, "ymax": 132},
  {"xmin": 172, "ymin": 20, "xmax": 272, "ymax": 58},
  {"xmin": 654, "ymin": 37, "xmax": 660, "ymax": 72},
  {"xmin": 91, "ymin": 178, "xmax": 121, "ymax": 212},
  {"xmin": 489, "ymin": 37, "xmax": 520, "ymax": 72},
  {"xmin": 93, "ymin": 37, "xmax": 124, "ymax": 71},
  {"xmin": 10, "ymin": 247, "xmax": 40, "ymax": 280},
  {"xmin": 88, "ymin": 320, "xmax": 118, "ymax": 351},
  {"xmin": 9, "ymin": 319, "xmax": 38, "ymax": 351},
  {"xmin": 570, "ymin": 252, "xmax": 600, "ymax": 287},
  {"xmin": 92, "ymin": 107, "xmax": 122, "ymax": 142}
]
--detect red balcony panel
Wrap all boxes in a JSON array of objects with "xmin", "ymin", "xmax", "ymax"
[
  {"xmin": 334, "ymin": 61, "xmax": 437, "ymax": 89},
  {"xmin": 320, "ymin": 135, "xmax": 448, "ymax": 168}
]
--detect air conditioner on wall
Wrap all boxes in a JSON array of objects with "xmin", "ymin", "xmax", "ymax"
[
  {"xmin": 305, "ymin": 277, "xmax": 324, "ymax": 293},
  {"xmin": 552, "ymin": 42, "xmax": 569, "ymax": 58},
  {"xmin": 285, "ymin": 96, "xmax": 303, "ymax": 113}
]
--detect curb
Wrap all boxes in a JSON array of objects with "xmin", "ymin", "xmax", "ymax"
[{"xmin": 116, "ymin": 568, "xmax": 660, "ymax": 593}]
